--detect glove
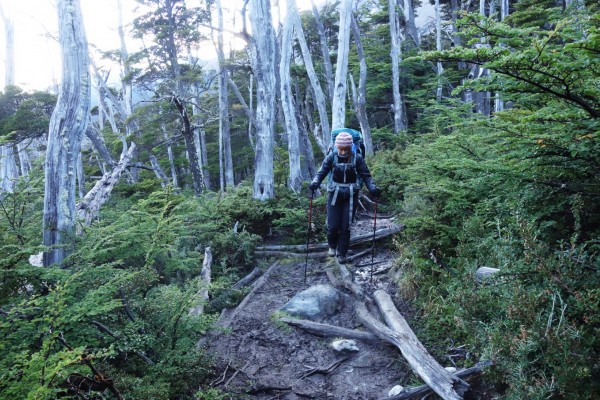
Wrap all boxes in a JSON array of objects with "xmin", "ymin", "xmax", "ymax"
[
  {"xmin": 308, "ymin": 181, "xmax": 320, "ymax": 192},
  {"xmin": 369, "ymin": 187, "xmax": 381, "ymax": 198}
]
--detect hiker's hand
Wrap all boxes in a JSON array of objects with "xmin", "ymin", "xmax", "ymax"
[
  {"xmin": 308, "ymin": 181, "xmax": 319, "ymax": 192},
  {"xmin": 370, "ymin": 187, "xmax": 381, "ymax": 198}
]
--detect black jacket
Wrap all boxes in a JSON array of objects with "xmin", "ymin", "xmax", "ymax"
[{"xmin": 311, "ymin": 151, "xmax": 376, "ymax": 193}]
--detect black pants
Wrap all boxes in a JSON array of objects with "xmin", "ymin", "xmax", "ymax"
[{"xmin": 326, "ymin": 191, "xmax": 359, "ymax": 257}]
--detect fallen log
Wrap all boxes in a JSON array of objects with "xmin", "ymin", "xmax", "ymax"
[
  {"xmin": 382, "ymin": 360, "xmax": 493, "ymax": 400},
  {"xmin": 255, "ymin": 225, "xmax": 403, "ymax": 253},
  {"xmin": 279, "ymin": 317, "xmax": 382, "ymax": 343},
  {"xmin": 326, "ymin": 265, "xmax": 373, "ymax": 306},
  {"xmin": 232, "ymin": 267, "xmax": 262, "ymax": 289},
  {"xmin": 356, "ymin": 296, "xmax": 469, "ymax": 400},
  {"xmin": 218, "ymin": 261, "xmax": 280, "ymax": 328},
  {"xmin": 254, "ymin": 250, "xmax": 328, "ymax": 258}
]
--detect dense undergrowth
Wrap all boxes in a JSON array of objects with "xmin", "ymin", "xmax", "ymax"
[
  {"xmin": 1, "ymin": 4, "xmax": 599, "ymax": 400},
  {"xmin": 0, "ymin": 180, "xmax": 320, "ymax": 399}
]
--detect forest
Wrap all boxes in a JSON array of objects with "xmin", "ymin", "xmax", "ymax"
[{"xmin": 0, "ymin": 0, "xmax": 599, "ymax": 399}]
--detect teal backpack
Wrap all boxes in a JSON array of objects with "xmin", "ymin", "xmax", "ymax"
[{"xmin": 329, "ymin": 128, "xmax": 365, "ymax": 157}]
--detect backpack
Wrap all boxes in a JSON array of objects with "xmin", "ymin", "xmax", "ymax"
[
  {"xmin": 329, "ymin": 128, "xmax": 365, "ymax": 157},
  {"xmin": 327, "ymin": 128, "xmax": 365, "ymax": 206}
]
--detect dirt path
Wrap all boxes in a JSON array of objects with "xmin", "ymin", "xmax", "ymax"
[{"xmin": 204, "ymin": 217, "xmax": 409, "ymax": 399}]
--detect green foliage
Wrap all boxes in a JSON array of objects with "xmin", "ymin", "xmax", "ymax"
[
  {"xmin": 0, "ymin": 86, "xmax": 55, "ymax": 143},
  {"xmin": 390, "ymin": 6, "xmax": 600, "ymax": 399}
]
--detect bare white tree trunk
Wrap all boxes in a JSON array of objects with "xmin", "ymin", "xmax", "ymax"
[
  {"xmin": 291, "ymin": 1, "xmax": 328, "ymax": 154},
  {"xmin": 188, "ymin": 70, "xmax": 210, "ymax": 190},
  {"xmin": 215, "ymin": 0, "xmax": 234, "ymax": 191},
  {"xmin": 494, "ymin": 0, "xmax": 509, "ymax": 112},
  {"xmin": 0, "ymin": 3, "xmax": 17, "ymax": 193},
  {"xmin": 403, "ymin": 0, "xmax": 420, "ymax": 47},
  {"xmin": 389, "ymin": 0, "xmax": 408, "ymax": 133},
  {"xmin": 280, "ymin": 0, "xmax": 303, "ymax": 193},
  {"xmin": 149, "ymin": 153, "xmax": 169, "ymax": 187},
  {"xmin": 0, "ymin": 145, "xmax": 18, "ymax": 193},
  {"xmin": 248, "ymin": 75, "xmax": 255, "ymax": 149},
  {"xmin": 161, "ymin": 122, "xmax": 178, "ymax": 188},
  {"xmin": 76, "ymin": 151, "xmax": 85, "ymax": 199},
  {"xmin": 77, "ymin": 143, "xmax": 137, "ymax": 228},
  {"xmin": 16, "ymin": 141, "xmax": 32, "ymax": 177},
  {"xmin": 117, "ymin": 0, "xmax": 134, "ymax": 135},
  {"xmin": 310, "ymin": 0, "xmax": 334, "ymax": 101},
  {"xmin": 189, "ymin": 247, "xmax": 212, "ymax": 316},
  {"xmin": 250, "ymin": 0, "xmax": 276, "ymax": 200},
  {"xmin": 435, "ymin": 0, "xmax": 444, "ymax": 101},
  {"xmin": 43, "ymin": 0, "xmax": 91, "ymax": 267},
  {"xmin": 0, "ymin": 2, "xmax": 14, "ymax": 86},
  {"xmin": 331, "ymin": 0, "xmax": 354, "ymax": 130},
  {"xmin": 349, "ymin": 14, "xmax": 373, "ymax": 157}
]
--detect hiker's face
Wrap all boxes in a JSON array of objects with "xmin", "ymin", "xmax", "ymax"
[{"xmin": 337, "ymin": 146, "xmax": 351, "ymax": 157}]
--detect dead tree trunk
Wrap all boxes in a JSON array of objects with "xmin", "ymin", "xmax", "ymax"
[
  {"xmin": 281, "ymin": 0, "xmax": 303, "ymax": 193},
  {"xmin": 310, "ymin": 0, "xmax": 334, "ymax": 101},
  {"xmin": 350, "ymin": 13, "xmax": 373, "ymax": 157},
  {"xmin": 76, "ymin": 143, "xmax": 137, "ymax": 228},
  {"xmin": 389, "ymin": 0, "xmax": 408, "ymax": 133},
  {"xmin": 190, "ymin": 247, "xmax": 212, "ymax": 316},
  {"xmin": 292, "ymin": 1, "xmax": 329, "ymax": 155},
  {"xmin": 331, "ymin": 0, "xmax": 354, "ymax": 130},
  {"xmin": 250, "ymin": 0, "xmax": 277, "ymax": 200},
  {"xmin": 43, "ymin": 0, "xmax": 91, "ymax": 267},
  {"xmin": 215, "ymin": 0, "xmax": 234, "ymax": 191},
  {"xmin": 356, "ymin": 290, "xmax": 470, "ymax": 400}
]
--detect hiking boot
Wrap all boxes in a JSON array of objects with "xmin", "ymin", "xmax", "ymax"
[
  {"xmin": 337, "ymin": 255, "xmax": 348, "ymax": 264},
  {"xmin": 328, "ymin": 248, "xmax": 336, "ymax": 257}
]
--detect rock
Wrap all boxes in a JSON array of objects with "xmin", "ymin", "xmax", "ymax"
[
  {"xmin": 445, "ymin": 366, "xmax": 457, "ymax": 374},
  {"xmin": 389, "ymin": 385, "xmax": 405, "ymax": 396},
  {"xmin": 331, "ymin": 339, "xmax": 359, "ymax": 352},
  {"xmin": 29, "ymin": 252, "xmax": 43, "ymax": 267},
  {"xmin": 280, "ymin": 284, "xmax": 341, "ymax": 319}
]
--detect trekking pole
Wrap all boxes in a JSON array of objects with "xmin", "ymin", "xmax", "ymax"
[
  {"xmin": 370, "ymin": 196, "xmax": 379, "ymax": 282},
  {"xmin": 305, "ymin": 190, "xmax": 315, "ymax": 284}
]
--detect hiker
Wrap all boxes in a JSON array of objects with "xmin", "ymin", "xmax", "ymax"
[{"xmin": 308, "ymin": 131, "xmax": 381, "ymax": 264}]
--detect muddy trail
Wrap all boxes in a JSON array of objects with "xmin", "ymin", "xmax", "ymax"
[{"xmin": 202, "ymin": 215, "xmax": 417, "ymax": 400}]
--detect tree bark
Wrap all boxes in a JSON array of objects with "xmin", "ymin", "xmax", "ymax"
[
  {"xmin": 76, "ymin": 143, "xmax": 137, "ymax": 228},
  {"xmin": 161, "ymin": 122, "xmax": 179, "ymax": 188},
  {"xmin": 280, "ymin": 0, "xmax": 303, "ymax": 193},
  {"xmin": 190, "ymin": 247, "xmax": 212, "ymax": 316},
  {"xmin": 256, "ymin": 225, "xmax": 403, "ymax": 252},
  {"xmin": 0, "ymin": 145, "xmax": 18, "ymax": 193},
  {"xmin": 311, "ymin": 0, "xmax": 334, "ymax": 101},
  {"xmin": 215, "ymin": 0, "xmax": 234, "ymax": 191},
  {"xmin": 172, "ymin": 96, "xmax": 204, "ymax": 195},
  {"xmin": 0, "ymin": 5, "xmax": 17, "ymax": 193},
  {"xmin": 43, "ymin": 0, "xmax": 91, "ymax": 267},
  {"xmin": 389, "ymin": 0, "xmax": 408, "ymax": 133},
  {"xmin": 402, "ymin": 0, "xmax": 420, "ymax": 48},
  {"xmin": 331, "ymin": 0, "xmax": 354, "ymax": 130},
  {"xmin": 435, "ymin": 0, "xmax": 444, "ymax": 101},
  {"xmin": 85, "ymin": 125, "xmax": 115, "ymax": 167},
  {"xmin": 280, "ymin": 317, "xmax": 382, "ymax": 343},
  {"xmin": 349, "ymin": 14, "xmax": 373, "ymax": 157},
  {"xmin": 148, "ymin": 153, "xmax": 170, "ymax": 188},
  {"xmin": 250, "ymin": 0, "xmax": 277, "ymax": 200},
  {"xmin": 384, "ymin": 361, "xmax": 493, "ymax": 400},
  {"xmin": 357, "ymin": 291, "xmax": 470, "ymax": 400},
  {"xmin": 292, "ymin": 1, "xmax": 329, "ymax": 155}
]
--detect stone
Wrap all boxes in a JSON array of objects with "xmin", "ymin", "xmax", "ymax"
[
  {"xmin": 280, "ymin": 284, "xmax": 341, "ymax": 319},
  {"xmin": 388, "ymin": 385, "xmax": 405, "ymax": 396},
  {"xmin": 331, "ymin": 339, "xmax": 359, "ymax": 352}
]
